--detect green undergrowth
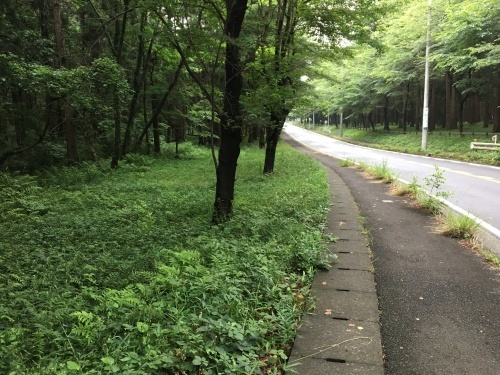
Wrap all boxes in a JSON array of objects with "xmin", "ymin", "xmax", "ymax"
[
  {"xmin": 0, "ymin": 142, "xmax": 331, "ymax": 374},
  {"xmin": 310, "ymin": 123, "xmax": 500, "ymax": 166}
]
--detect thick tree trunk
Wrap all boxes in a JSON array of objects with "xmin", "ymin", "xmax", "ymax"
[
  {"xmin": 264, "ymin": 108, "xmax": 288, "ymax": 174},
  {"xmin": 212, "ymin": 0, "xmax": 248, "ymax": 223}
]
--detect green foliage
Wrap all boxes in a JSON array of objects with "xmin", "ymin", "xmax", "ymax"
[
  {"xmin": 365, "ymin": 159, "xmax": 399, "ymax": 183},
  {"xmin": 314, "ymin": 123, "xmax": 500, "ymax": 166},
  {"xmin": 417, "ymin": 165, "xmax": 452, "ymax": 213},
  {"xmin": 437, "ymin": 212, "xmax": 480, "ymax": 239},
  {"xmin": 424, "ymin": 165, "xmax": 451, "ymax": 199},
  {"xmin": 0, "ymin": 143, "xmax": 331, "ymax": 374},
  {"xmin": 339, "ymin": 158, "xmax": 356, "ymax": 167}
]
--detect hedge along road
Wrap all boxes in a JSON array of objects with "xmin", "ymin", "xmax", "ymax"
[{"xmin": 283, "ymin": 124, "xmax": 500, "ymax": 254}]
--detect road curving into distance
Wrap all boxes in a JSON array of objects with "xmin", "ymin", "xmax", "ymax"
[{"xmin": 283, "ymin": 123, "xmax": 500, "ymax": 254}]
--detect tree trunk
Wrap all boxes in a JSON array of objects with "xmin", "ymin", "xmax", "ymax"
[
  {"xmin": 480, "ymin": 100, "xmax": 491, "ymax": 128},
  {"xmin": 457, "ymin": 91, "xmax": 470, "ymax": 133},
  {"xmin": 264, "ymin": 107, "xmax": 288, "ymax": 174},
  {"xmin": 402, "ymin": 82, "xmax": 410, "ymax": 133},
  {"xmin": 445, "ymin": 72, "xmax": 458, "ymax": 130},
  {"xmin": 64, "ymin": 101, "xmax": 78, "ymax": 163},
  {"xmin": 383, "ymin": 95, "xmax": 390, "ymax": 131},
  {"xmin": 122, "ymin": 11, "xmax": 145, "ymax": 156},
  {"xmin": 259, "ymin": 126, "xmax": 265, "ymax": 148},
  {"xmin": 151, "ymin": 93, "xmax": 161, "ymax": 154},
  {"xmin": 111, "ymin": 93, "xmax": 121, "ymax": 169},
  {"xmin": 53, "ymin": 0, "xmax": 79, "ymax": 163},
  {"xmin": 212, "ymin": 0, "xmax": 248, "ymax": 223},
  {"xmin": 493, "ymin": 73, "xmax": 500, "ymax": 133}
]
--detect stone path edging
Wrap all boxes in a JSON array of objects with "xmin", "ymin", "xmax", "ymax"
[{"xmin": 286, "ymin": 166, "xmax": 385, "ymax": 374}]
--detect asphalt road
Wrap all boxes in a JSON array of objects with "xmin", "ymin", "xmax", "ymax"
[{"xmin": 283, "ymin": 124, "xmax": 500, "ymax": 237}]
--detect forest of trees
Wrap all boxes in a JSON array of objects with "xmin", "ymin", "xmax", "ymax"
[
  {"xmin": 1, "ymin": 0, "xmax": 498, "ymax": 217},
  {"xmin": 292, "ymin": 0, "xmax": 500, "ymax": 134},
  {"xmin": 0, "ymin": 0, "xmax": 382, "ymax": 220}
]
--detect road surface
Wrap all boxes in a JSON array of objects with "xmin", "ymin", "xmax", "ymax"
[{"xmin": 283, "ymin": 123, "xmax": 500, "ymax": 239}]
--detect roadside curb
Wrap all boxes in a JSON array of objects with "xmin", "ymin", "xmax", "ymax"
[{"xmin": 286, "ymin": 165, "xmax": 384, "ymax": 374}]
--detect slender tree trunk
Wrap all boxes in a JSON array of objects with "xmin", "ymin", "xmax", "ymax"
[
  {"xmin": 457, "ymin": 91, "xmax": 470, "ymax": 133},
  {"xmin": 11, "ymin": 88, "xmax": 26, "ymax": 146},
  {"xmin": 151, "ymin": 93, "xmax": 161, "ymax": 153},
  {"xmin": 53, "ymin": 0, "xmax": 79, "ymax": 163},
  {"xmin": 402, "ymin": 82, "xmax": 409, "ymax": 133},
  {"xmin": 133, "ymin": 58, "xmax": 183, "ymax": 151},
  {"xmin": 415, "ymin": 84, "xmax": 421, "ymax": 131},
  {"xmin": 111, "ymin": 93, "xmax": 121, "ymax": 169},
  {"xmin": 212, "ymin": 0, "xmax": 248, "ymax": 223},
  {"xmin": 493, "ymin": 73, "xmax": 500, "ymax": 133},
  {"xmin": 445, "ymin": 72, "xmax": 457, "ymax": 130},
  {"xmin": 383, "ymin": 95, "xmax": 390, "ymax": 131},
  {"xmin": 480, "ymin": 100, "xmax": 491, "ymax": 128},
  {"xmin": 445, "ymin": 72, "xmax": 452, "ymax": 130},
  {"xmin": 110, "ymin": 0, "xmax": 129, "ymax": 168},
  {"xmin": 122, "ymin": 11, "xmax": 145, "ymax": 156}
]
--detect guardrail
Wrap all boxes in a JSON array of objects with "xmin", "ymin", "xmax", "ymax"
[{"xmin": 470, "ymin": 135, "xmax": 500, "ymax": 150}]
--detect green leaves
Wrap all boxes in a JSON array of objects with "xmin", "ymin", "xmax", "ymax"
[
  {"xmin": 66, "ymin": 361, "xmax": 81, "ymax": 371},
  {"xmin": 1, "ymin": 143, "xmax": 330, "ymax": 374}
]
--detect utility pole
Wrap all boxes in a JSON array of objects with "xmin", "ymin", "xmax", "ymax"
[{"xmin": 422, "ymin": 0, "xmax": 432, "ymax": 150}]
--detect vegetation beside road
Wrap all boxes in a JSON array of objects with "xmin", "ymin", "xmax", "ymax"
[
  {"xmin": 308, "ymin": 122, "xmax": 500, "ymax": 166},
  {"xmin": 0, "ymin": 142, "xmax": 331, "ymax": 374}
]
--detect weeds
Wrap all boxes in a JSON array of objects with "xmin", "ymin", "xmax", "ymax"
[
  {"xmin": 338, "ymin": 158, "xmax": 356, "ymax": 167},
  {"xmin": 437, "ymin": 212, "xmax": 481, "ymax": 239},
  {"xmin": 359, "ymin": 159, "xmax": 399, "ymax": 183},
  {"xmin": 354, "ymin": 161, "xmax": 481, "ymax": 243},
  {"xmin": 0, "ymin": 143, "xmax": 332, "ymax": 374},
  {"xmin": 391, "ymin": 176, "xmax": 420, "ymax": 197},
  {"xmin": 483, "ymin": 251, "xmax": 500, "ymax": 268}
]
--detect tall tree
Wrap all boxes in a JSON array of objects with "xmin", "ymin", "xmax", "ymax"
[{"xmin": 212, "ymin": 0, "xmax": 249, "ymax": 223}]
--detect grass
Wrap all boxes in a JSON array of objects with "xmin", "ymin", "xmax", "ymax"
[
  {"xmin": 483, "ymin": 251, "xmax": 500, "ymax": 268},
  {"xmin": 346, "ymin": 159, "xmax": 484, "ymax": 242},
  {"xmin": 338, "ymin": 158, "xmax": 356, "ymax": 167},
  {"xmin": 436, "ymin": 212, "xmax": 481, "ymax": 239},
  {"xmin": 363, "ymin": 159, "xmax": 399, "ymax": 183},
  {"xmin": 306, "ymin": 122, "xmax": 500, "ymax": 166},
  {"xmin": 0, "ymin": 142, "xmax": 332, "ymax": 374}
]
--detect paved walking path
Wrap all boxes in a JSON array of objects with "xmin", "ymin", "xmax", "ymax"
[{"xmin": 284, "ymin": 134, "xmax": 500, "ymax": 375}]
